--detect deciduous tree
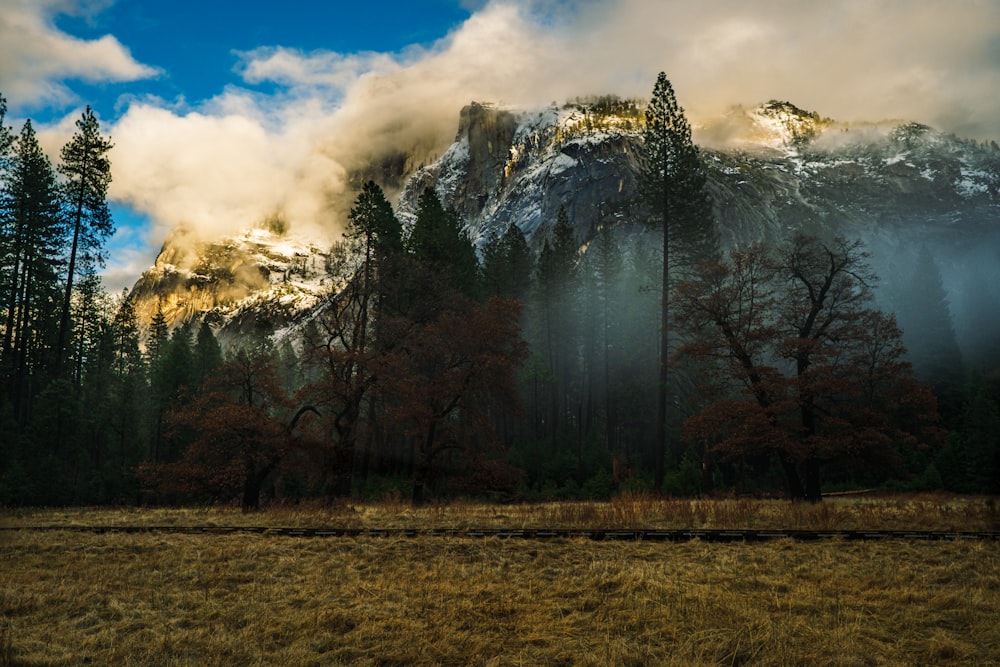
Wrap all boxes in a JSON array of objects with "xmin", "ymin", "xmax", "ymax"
[
  {"xmin": 675, "ymin": 234, "xmax": 940, "ymax": 500},
  {"xmin": 142, "ymin": 340, "xmax": 317, "ymax": 510},
  {"xmin": 378, "ymin": 297, "xmax": 527, "ymax": 504}
]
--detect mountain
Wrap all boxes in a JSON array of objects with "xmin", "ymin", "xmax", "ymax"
[
  {"xmin": 398, "ymin": 98, "xmax": 999, "ymax": 248},
  {"xmin": 129, "ymin": 222, "xmax": 331, "ymax": 345},
  {"xmin": 129, "ymin": 97, "xmax": 1000, "ymax": 363}
]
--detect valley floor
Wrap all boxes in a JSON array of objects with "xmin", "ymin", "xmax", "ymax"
[{"xmin": 2, "ymin": 497, "xmax": 998, "ymax": 666}]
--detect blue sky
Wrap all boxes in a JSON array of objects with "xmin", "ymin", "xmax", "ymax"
[
  {"xmin": 46, "ymin": 2, "xmax": 477, "ymax": 119},
  {"xmin": 2, "ymin": 0, "xmax": 999, "ymax": 290},
  {"xmin": 3, "ymin": 0, "xmax": 484, "ymax": 289}
]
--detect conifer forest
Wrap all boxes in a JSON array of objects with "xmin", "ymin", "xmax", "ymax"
[{"xmin": 1, "ymin": 75, "xmax": 998, "ymax": 509}]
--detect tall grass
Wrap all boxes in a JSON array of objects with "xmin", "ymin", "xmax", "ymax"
[
  {"xmin": 2, "ymin": 528, "xmax": 998, "ymax": 665},
  {"xmin": 3, "ymin": 492, "xmax": 997, "ymax": 532}
]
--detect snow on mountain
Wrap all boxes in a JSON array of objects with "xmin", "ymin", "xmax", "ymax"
[
  {"xmin": 398, "ymin": 99, "xmax": 644, "ymax": 250},
  {"xmin": 130, "ymin": 96, "xmax": 1000, "ymax": 352},
  {"xmin": 129, "ymin": 223, "xmax": 332, "ymax": 345}
]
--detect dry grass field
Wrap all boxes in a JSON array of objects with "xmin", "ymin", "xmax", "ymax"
[{"xmin": 2, "ymin": 495, "xmax": 999, "ymax": 666}]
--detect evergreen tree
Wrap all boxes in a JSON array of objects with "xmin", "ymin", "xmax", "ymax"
[
  {"xmin": 346, "ymin": 180, "xmax": 405, "ymax": 321},
  {"xmin": 482, "ymin": 223, "xmax": 533, "ymax": 300},
  {"xmin": 535, "ymin": 206, "xmax": 579, "ymax": 450},
  {"xmin": 71, "ymin": 273, "xmax": 116, "ymax": 500},
  {"xmin": 957, "ymin": 377, "xmax": 1000, "ymax": 492},
  {"xmin": 55, "ymin": 107, "xmax": 114, "ymax": 376},
  {"xmin": 146, "ymin": 301, "xmax": 169, "ymax": 366},
  {"xmin": 350, "ymin": 181, "xmax": 404, "ymax": 257},
  {"xmin": 302, "ymin": 182, "xmax": 405, "ymax": 498},
  {"xmin": 0, "ymin": 120, "xmax": 65, "ymax": 424},
  {"xmin": 192, "ymin": 321, "xmax": 223, "ymax": 389},
  {"xmin": 407, "ymin": 187, "xmax": 480, "ymax": 301},
  {"xmin": 108, "ymin": 289, "xmax": 146, "ymax": 500},
  {"xmin": 0, "ymin": 93, "xmax": 12, "ymax": 179},
  {"xmin": 70, "ymin": 271, "xmax": 107, "ymax": 387},
  {"xmin": 591, "ymin": 224, "xmax": 623, "ymax": 451},
  {"xmin": 894, "ymin": 246, "xmax": 964, "ymax": 396},
  {"xmin": 639, "ymin": 72, "xmax": 717, "ymax": 490}
]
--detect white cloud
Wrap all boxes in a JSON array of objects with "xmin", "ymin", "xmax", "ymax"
[
  {"xmin": 236, "ymin": 47, "xmax": 401, "ymax": 93},
  {"xmin": 0, "ymin": 0, "xmax": 157, "ymax": 108},
  {"xmin": 107, "ymin": 102, "xmax": 344, "ymax": 243},
  {"xmin": 68, "ymin": 0, "xmax": 999, "ymax": 288}
]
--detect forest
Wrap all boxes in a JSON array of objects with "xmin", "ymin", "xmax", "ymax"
[{"xmin": 1, "ymin": 75, "xmax": 998, "ymax": 509}]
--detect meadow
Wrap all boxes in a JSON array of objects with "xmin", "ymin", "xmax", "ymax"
[{"xmin": 2, "ymin": 495, "xmax": 998, "ymax": 666}]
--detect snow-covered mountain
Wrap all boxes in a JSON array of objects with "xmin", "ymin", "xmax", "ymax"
[
  {"xmin": 130, "ymin": 97, "xmax": 1000, "ymax": 355},
  {"xmin": 129, "ymin": 223, "xmax": 331, "ymax": 345}
]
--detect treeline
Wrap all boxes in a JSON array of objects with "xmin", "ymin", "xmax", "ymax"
[
  {"xmin": 2, "ymin": 74, "xmax": 998, "ymax": 507},
  {"xmin": 0, "ymin": 95, "xmax": 132, "ymax": 504}
]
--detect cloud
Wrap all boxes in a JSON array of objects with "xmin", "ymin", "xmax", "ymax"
[
  {"xmin": 0, "ymin": 0, "xmax": 157, "ymax": 109},
  {"xmin": 80, "ymin": 0, "xmax": 1000, "ymax": 286},
  {"xmin": 107, "ymin": 99, "xmax": 344, "ymax": 243},
  {"xmin": 565, "ymin": 0, "xmax": 1000, "ymax": 139},
  {"xmin": 235, "ymin": 47, "xmax": 401, "ymax": 93}
]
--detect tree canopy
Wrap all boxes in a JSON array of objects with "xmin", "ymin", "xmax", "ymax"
[{"xmin": 675, "ymin": 234, "xmax": 941, "ymax": 500}]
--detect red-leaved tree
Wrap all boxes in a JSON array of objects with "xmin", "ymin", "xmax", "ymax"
[
  {"xmin": 378, "ymin": 296, "xmax": 528, "ymax": 504},
  {"xmin": 139, "ymin": 340, "xmax": 317, "ymax": 510},
  {"xmin": 674, "ymin": 233, "xmax": 942, "ymax": 500}
]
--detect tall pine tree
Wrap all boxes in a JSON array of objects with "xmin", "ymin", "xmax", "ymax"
[
  {"xmin": 639, "ymin": 72, "xmax": 716, "ymax": 490},
  {"xmin": 1, "ymin": 120, "xmax": 65, "ymax": 424},
  {"xmin": 407, "ymin": 188, "xmax": 480, "ymax": 302},
  {"xmin": 55, "ymin": 106, "xmax": 114, "ymax": 377},
  {"xmin": 895, "ymin": 246, "xmax": 964, "ymax": 395},
  {"xmin": 0, "ymin": 94, "xmax": 12, "ymax": 177},
  {"xmin": 535, "ymin": 206, "xmax": 579, "ymax": 450},
  {"xmin": 482, "ymin": 223, "xmax": 533, "ymax": 301}
]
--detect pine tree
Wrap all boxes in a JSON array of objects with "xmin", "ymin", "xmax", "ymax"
[
  {"xmin": 592, "ymin": 224, "xmax": 623, "ymax": 451},
  {"xmin": 535, "ymin": 206, "xmax": 579, "ymax": 450},
  {"xmin": 894, "ymin": 246, "xmax": 964, "ymax": 393},
  {"xmin": 640, "ymin": 72, "xmax": 717, "ymax": 490},
  {"xmin": 1, "ymin": 120, "xmax": 65, "ymax": 424},
  {"xmin": 0, "ymin": 93, "xmax": 12, "ymax": 178},
  {"xmin": 146, "ymin": 301, "xmax": 169, "ymax": 367},
  {"xmin": 55, "ymin": 107, "xmax": 114, "ymax": 376},
  {"xmin": 192, "ymin": 321, "xmax": 223, "ymax": 389},
  {"xmin": 301, "ymin": 183, "xmax": 405, "ymax": 499},
  {"xmin": 108, "ymin": 290, "xmax": 146, "ymax": 500},
  {"xmin": 958, "ymin": 377, "xmax": 1000, "ymax": 493},
  {"xmin": 407, "ymin": 188, "xmax": 480, "ymax": 301},
  {"xmin": 482, "ymin": 223, "xmax": 533, "ymax": 300}
]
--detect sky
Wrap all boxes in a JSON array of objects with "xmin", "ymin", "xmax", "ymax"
[{"xmin": 2, "ymin": 0, "xmax": 999, "ymax": 291}]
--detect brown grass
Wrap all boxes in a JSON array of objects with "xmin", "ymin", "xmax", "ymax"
[
  {"xmin": 3, "ymin": 492, "xmax": 998, "ymax": 533},
  {"xmin": 2, "ymin": 525, "xmax": 998, "ymax": 666},
  {"xmin": 2, "ymin": 496, "xmax": 998, "ymax": 666}
]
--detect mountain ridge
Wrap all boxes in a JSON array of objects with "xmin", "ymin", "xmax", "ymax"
[{"xmin": 129, "ymin": 97, "xmax": 1000, "ymax": 358}]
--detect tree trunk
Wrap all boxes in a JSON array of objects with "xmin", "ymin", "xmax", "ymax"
[
  {"xmin": 412, "ymin": 422, "xmax": 437, "ymax": 506},
  {"xmin": 777, "ymin": 451, "xmax": 806, "ymax": 500},
  {"xmin": 242, "ymin": 467, "xmax": 266, "ymax": 512},
  {"xmin": 655, "ymin": 192, "xmax": 670, "ymax": 491},
  {"xmin": 804, "ymin": 458, "xmax": 823, "ymax": 503},
  {"xmin": 56, "ymin": 187, "xmax": 85, "ymax": 379}
]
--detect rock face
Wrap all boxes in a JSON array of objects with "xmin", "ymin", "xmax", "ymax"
[
  {"xmin": 398, "ymin": 101, "xmax": 645, "ymax": 249},
  {"xmin": 129, "ymin": 225, "xmax": 330, "ymax": 345},
  {"xmin": 131, "ymin": 97, "xmax": 1000, "ymax": 358},
  {"xmin": 398, "ymin": 99, "xmax": 999, "ymax": 253}
]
